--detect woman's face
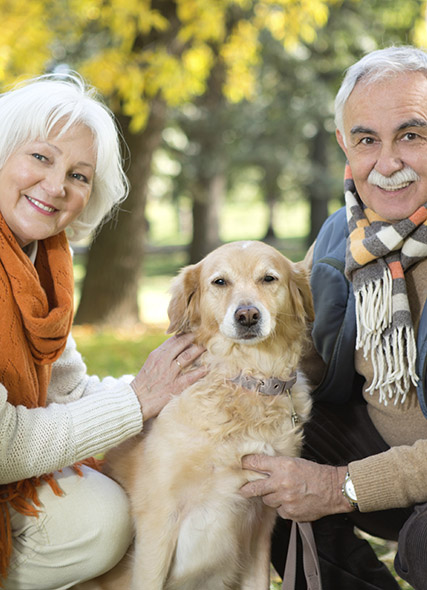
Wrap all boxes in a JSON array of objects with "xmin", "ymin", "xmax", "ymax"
[{"xmin": 0, "ymin": 123, "xmax": 96, "ymax": 247}]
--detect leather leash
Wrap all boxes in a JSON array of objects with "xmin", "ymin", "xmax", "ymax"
[{"xmin": 282, "ymin": 521, "xmax": 322, "ymax": 590}]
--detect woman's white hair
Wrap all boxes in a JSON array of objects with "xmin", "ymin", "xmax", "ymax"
[
  {"xmin": 335, "ymin": 46, "xmax": 427, "ymax": 142},
  {"xmin": 0, "ymin": 72, "xmax": 129, "ymax": 241}
]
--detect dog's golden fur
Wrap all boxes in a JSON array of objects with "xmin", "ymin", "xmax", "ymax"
[{"xmin": 77, "ymin": 240, "xmax": 314, "ymax": 590}]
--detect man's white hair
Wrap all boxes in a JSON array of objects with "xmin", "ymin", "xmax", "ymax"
[
  {"xmin": 335, "ymin": 46, "xmax": 427, "ymax": 141},
  {"xmin": 0, "ymin": 73, "xmax": 129, "ymax": 241}
]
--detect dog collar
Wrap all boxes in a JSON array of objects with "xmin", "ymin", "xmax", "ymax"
[
  {"xmin": 230, "ymin": 372, "xmax": 299, "ymax": 427},
  {"xmin": 231, "ymin": 373, "xmax": 297, "ymax": 396}
]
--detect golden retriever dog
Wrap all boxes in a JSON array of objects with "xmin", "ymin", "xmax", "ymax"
[{"xmin": 77, "ymin": 240, "xmax": 314, "ymax": 590}]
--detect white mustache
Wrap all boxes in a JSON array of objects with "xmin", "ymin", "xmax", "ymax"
[{"xmin": 368, "ymin": 167, "xmax": 420, "ymax": 189}]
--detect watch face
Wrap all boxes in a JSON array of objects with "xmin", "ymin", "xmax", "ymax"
[{"xmin": 345, "ymin": 478, "xmax": 357, "ymax": 502}]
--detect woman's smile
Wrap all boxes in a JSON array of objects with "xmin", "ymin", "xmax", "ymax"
[{"xmin": 25, "ymin": 195, "xmax": 59, "ymax": 214}]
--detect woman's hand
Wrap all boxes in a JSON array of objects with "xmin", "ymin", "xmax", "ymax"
[
  {"xmin": 240, "ymin": 454, "xmax": 351, "ymax": 521},
  {"xmin": 131, "ymin": 332, "xmax": 206, "ymax": 420}
]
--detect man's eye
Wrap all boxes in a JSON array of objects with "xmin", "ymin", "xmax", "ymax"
[
  {"xmin": 403, "ymin": 132, "xmax": 418, "ymax": 141},
  {"xmin": 360, "ymin": 137, "xmax": 375, "ymax": 145}
]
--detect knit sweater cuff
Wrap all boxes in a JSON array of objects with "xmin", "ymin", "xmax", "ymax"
[
  {"xmin": 349, "ymin": 453, "xmax": 404, "ymax": 512},
  {"xmin": 67, "ymin": 381, "xmax": 143, "ymax": 461}
]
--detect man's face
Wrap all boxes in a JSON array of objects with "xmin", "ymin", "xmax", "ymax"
[{"xmin": 336, "ymin": 71, "xmax": 427, "ymax": 222}]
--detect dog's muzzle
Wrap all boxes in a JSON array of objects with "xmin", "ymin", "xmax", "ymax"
[{"xmin": 233, "ymin": 305, "xmax": 262, "ymax": 339}]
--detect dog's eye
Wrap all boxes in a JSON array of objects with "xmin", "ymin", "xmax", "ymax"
[
  {"xmin": 213, "ymin": 278, "xmax": 227, "ymax": 286},
  {"xmin": 263, "ymin": 275, "xmax": 277, "ymax": 283}
]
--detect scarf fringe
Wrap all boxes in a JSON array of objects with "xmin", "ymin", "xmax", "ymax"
[
  {"xmin": 358, "ymin": 323, "xmax": 419, "ymax": 406},
  {"xmin": 354, "ymin": 273, "xmax": 392, "ymax": 353},
  {"xmin": 366, "ymin": 325, "xmax": 418, "ymax": 405},
  {"xmin": 355, "ymin": 273, "xmax": 419, "ymax": 404}
]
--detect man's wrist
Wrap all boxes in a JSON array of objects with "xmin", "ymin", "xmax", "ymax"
[{"xmin": 342, "ymin": 470, "xmax": 359, "ymax": 510}]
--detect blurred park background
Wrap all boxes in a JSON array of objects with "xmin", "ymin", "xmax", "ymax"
[
  {"xmin": 4, "ymin": 1, "xmax": 426, "ymax": 587},
  {"xmin": 3, "ymin": 0, "xmax": 426, "ymax": 332}
]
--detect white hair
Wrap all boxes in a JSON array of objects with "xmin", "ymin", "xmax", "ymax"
[
  {"xmin": 0, "ymin": 72, "xmax": 129, "ymax": 241},
  {"xmin": 335, "ymin": 46, "xmax": 427, "ymax": 141}
]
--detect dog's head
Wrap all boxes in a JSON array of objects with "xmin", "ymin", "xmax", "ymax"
[{"xmin": 167, "ymin": 241, "xmax": 314, "ymax": 349}]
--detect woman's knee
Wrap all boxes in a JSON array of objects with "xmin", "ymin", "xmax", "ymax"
[
  {"xmin": 7, "ymin": 466, "xmax": 133, "ymax": 589},
  {"xmin": 395, "ymin": 504, "xmax": 427, "ymax": 590},
  {"xmin": 52, "ymin": 466, "xmax": 134, "ymax": 575}
]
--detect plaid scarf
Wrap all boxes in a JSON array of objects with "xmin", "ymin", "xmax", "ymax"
[{"xmin": 344, "ymin": 164, "xmax": 427, "ymax": 405}]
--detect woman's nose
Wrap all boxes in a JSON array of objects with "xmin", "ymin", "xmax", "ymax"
[{"xmin": 40, "ymin": 168, "xmax": 66, "ymax": 197}]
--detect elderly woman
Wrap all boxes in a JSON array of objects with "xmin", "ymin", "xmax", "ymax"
[{"xmin": 0, "ymin": 74, "xmax": 205, "ymax": 590}]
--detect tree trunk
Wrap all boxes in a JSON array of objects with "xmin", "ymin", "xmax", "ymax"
[
  {"xmin": 189, "ymin": 171, "xmax": 224, "ymax": 264},
  {"xmin": 75, "ymin": 99, "xmax": 167, "ymax": 326},
  {"xmin": 262, "ymin": 164, "xmax": 281, "ymax": 242}
]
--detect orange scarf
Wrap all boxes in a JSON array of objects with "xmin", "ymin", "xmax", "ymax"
[{"xmin": 0, "ymin": 213, "xmax": 74, "ymax": 581}]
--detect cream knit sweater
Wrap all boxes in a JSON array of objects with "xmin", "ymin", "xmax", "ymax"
[
  {"xmin": 0, "ymin": 333, "xmax": 143, "ymax": 484},
  {"xmin": 0, "ymin": 241, "xmax": 143, "ymax": 485}
]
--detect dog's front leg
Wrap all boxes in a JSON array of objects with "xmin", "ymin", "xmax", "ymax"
[
  {"xmin": 131, "ymin": 505, "xmax": 181, "ymax": 590},
  {"xmin": 240, "ymin": 505, "xmax": 277, "ymax": 590}
]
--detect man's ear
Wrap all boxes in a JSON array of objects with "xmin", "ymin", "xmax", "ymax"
[{"xmin": 336, "ymin": 129, "xmax": 348, "ymax": 156}]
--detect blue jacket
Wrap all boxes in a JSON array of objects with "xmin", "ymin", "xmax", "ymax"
[{"xmin": 310, "ymin": 206, "xmax": 427, "ymax": 418}]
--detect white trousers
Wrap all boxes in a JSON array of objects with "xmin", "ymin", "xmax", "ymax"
[{"xmin": 4, "ymin": 466, "xmax": 133, "ymax": 590}]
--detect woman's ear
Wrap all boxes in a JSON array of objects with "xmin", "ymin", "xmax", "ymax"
[{"xmin": 167, "ymin": 263, "xmax": 201, "ymax": 334}]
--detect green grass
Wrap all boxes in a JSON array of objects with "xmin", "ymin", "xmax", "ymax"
[{"xmin": 73, "ymin": 325, "xmax": 168, "ymax": 377}]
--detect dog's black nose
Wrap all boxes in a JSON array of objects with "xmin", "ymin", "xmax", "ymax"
[{"xmin": 235, "ymin": 305, "xmax": 260, "ymax": 327}]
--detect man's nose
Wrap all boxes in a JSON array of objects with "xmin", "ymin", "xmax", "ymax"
[{"xmin": 374, "ymin": 143, "xmax": 404, "ymax": 177}]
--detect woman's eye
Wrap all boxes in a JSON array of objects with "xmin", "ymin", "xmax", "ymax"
[
  {"xmin": 71, "ymin": 172, "xmax": 89, "ymax": 183},
  {"xmin": 32, "ymin": 153, "xmax": 47, "ymax": 161},
  {"xmin": 213, "ymin": 278, "xmax": 227, "ymax": 286}
]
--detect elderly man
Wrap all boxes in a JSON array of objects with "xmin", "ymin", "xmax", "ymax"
[{"xmin": 242, "ymin": 46, "xmax": 427, "ymax": 589}]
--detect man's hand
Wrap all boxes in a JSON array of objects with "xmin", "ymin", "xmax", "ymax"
[{"xmin": 241, "ymin": 454, "xmax": 352, "ymax": 521}]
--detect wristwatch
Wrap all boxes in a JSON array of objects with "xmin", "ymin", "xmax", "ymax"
[{"xmin": 342, "ymin": 471, "xmax": 359, "ymax": 510}]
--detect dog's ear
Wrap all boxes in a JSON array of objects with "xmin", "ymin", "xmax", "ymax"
[
  {"xmin": 289, "ymin": 261, "xmax": 315, "ymax": 323},
  {"xmin": 167, "ymin": 263, "xmax": 202, "ymax": 334}
]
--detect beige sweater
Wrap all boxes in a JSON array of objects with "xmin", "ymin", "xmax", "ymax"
[{"xmin": 305, "ymin": 249, "xmax": 427, "ymax": 512}]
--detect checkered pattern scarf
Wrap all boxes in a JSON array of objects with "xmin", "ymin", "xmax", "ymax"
[{"xmin": 344, "ymin": 164, "xmax": 427, "ymax": 405}]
